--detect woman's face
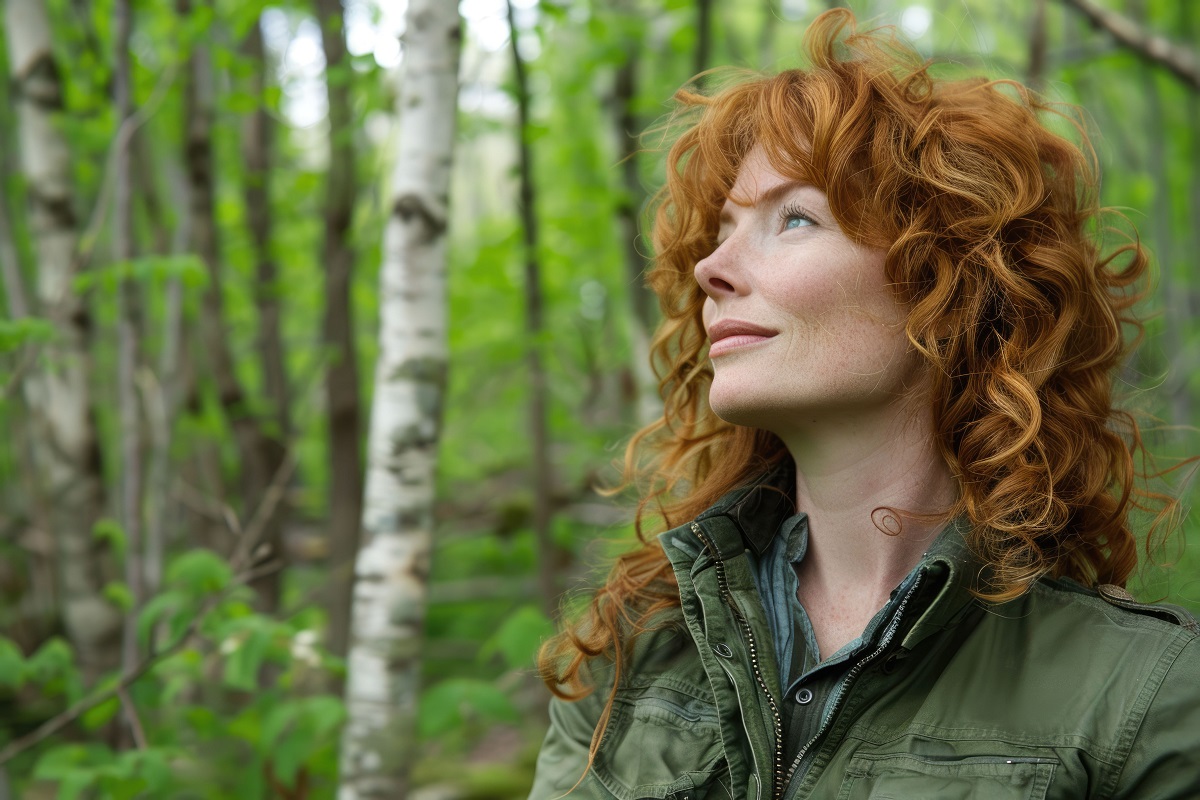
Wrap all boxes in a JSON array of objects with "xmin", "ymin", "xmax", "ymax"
[{"xmin": 696, "ymin": 148, "xmax": 924, "ymax": 436}]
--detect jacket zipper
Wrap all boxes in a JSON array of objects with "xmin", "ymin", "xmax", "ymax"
[
  {"xmin": 781, "ymin": 572, "xmax": 925, "ymax": 794},
  {"xmin": 691, "ymin": 521, "xmax": 786, "ymax": 800}
]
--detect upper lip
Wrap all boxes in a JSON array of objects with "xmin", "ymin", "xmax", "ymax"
[{"xmin": 706, "ymin": 319, "xmax": 778, "ymax": 342}]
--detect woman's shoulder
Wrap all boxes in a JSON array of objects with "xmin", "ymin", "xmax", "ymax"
[
  {"xmin": 1018, "ymin": 576, "xmax": 1199, "ymax": 646},
  {"xmin": 968, "ymin": 576, "xmax": 1199, "ymax": 682}
]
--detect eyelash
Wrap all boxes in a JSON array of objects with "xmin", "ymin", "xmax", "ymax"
[{"xmin": 778, "ymin": 202, "xmax": 816, "ymax": 229}]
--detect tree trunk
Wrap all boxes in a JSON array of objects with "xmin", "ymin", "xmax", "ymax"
[
  {"xmin": 1133, "ymin": 13, "xmax": 1188, "ymax": 425},
  {"xmin": 694, "ymin": 0, "xmax": 712, "ymax": 79},
  {"xmin": 4, "ymin": 0, "xmax": 120, "ymax": 682},
  {"xmin": 179, "ymin": 0, "xmax": 285, "ymax": 609},
  {"xmin": 139, "ymin": 127, "xmax": 188, "ymax": 598},
  {"xmin": 315, "ymin": 0, "xmax": 365, "ymax": 662},
  {"xmin": 507, "ymin": 0, "xmax": 559, "ymax": 616},
  {"xmin": 1186, "ymin": 0, "xmax": 1200, "ymax": 339},
  {"xmin": 241, "ymin": 11, "xmax": 289, "ymax": 615},
  {"xmin": 1028, "ymin": 0, "xmax": 1048, "ymax": 90},
  {"xmin": 112, "ymin": 0, "xmax": 145, "ymax": 686},
  {"xmin": 611, "ymin": 8, "xmax": 660, "ymax": 426},
  {"xmin": 336, "ymin": 0, "xmax": 461, "ymax": 794}
]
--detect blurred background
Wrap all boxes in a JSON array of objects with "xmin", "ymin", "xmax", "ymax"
[{"xmin": 0, "ymin": 0, "xmax": 1196, "ymax": 797}]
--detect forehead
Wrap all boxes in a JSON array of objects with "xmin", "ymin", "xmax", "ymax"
[
  {"xmin": 723, "ymin": 146, "xmax": 816, "ymax": 208},
  {"xmin": 720, "ymin": 147, "xmax": 820, "ymax": 222}
]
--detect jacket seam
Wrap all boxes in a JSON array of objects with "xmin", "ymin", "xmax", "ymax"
[{"xmin": 1103, "ymin": 630, "xmax": 1193, "ymax": 797}]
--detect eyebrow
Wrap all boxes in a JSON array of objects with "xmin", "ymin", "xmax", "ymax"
[{"xmin": 719, "ymin": 179, "xmax": 814, "ymax": 223}]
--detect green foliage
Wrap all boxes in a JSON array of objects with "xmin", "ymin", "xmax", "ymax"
[
  {"xmin": 72, "ymin": 255, "xmax": 209, "ymax": 294},
  {"xmin": 0, "ymin": 318, "xmax": 54, "ymax": 353},
  {"xmin": 418, "ymin": 678, "xmax": 520, "ymax": 739},
  {"xmin": 5, "ymin": 548, "xmax": 345, "ymax": 799},
  {"xmin": 481, "ymin": 605, "xmax": 555, "ymax": 671}
]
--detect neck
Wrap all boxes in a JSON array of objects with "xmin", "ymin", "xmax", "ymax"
[{"xmin": 778, "ymin": 393, "xmax": 958, "ymax": 605}]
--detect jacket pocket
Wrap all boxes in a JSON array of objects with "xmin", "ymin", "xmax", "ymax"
[
  {"xmin": 592, "ymin": 685, "xmax": 729, "ymax": 800},
  {"xmin": 835, "ymin": 753, "xmax": 1057, "ymax": 800}
]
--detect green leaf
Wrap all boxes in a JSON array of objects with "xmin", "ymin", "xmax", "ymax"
[
  {"xmin": 57, "ymin": 769, "xmax": 95, "ymax": 800},
  {"xmin": 31, "ymin": 743, "xmax": 93, "ymax": 778},
  {"xmin": 129, "ymin": 748, "xmax": 175, "ymax": 791},
  {"xmin": 92, "ymin": 518, "xmax": 126, "ymax": 557},
  {"xmin": 103, "ymin": 581, "xmax": 133, "ymax": 613},
  {"xmin": 222, "ymin": 624, "xmax": 271, "ymax": 691},
  {"xmin": 0, "ymin": 637, "xmax": 25, "ymax": 690},
  {"xmin": 271, "ymin": 731, "xmax": 306, "ymax": 786},
  {"xmin": 480, "ymin": 604, "xmax": 554, "ymax": 669},
  {"xmin": 136, "ymin": 590, "xmax": 191, "ymax": 647},
  {"xmin": 24, "ymin": 637, "xmax": 75, "ymax": 685},
  {"xmin": 80, "ymin": 694, "xmax": 120, "ymax": 731},
  {"xmin": 166, "ymin": 549, "xmax": 232, "ymax": 596}
]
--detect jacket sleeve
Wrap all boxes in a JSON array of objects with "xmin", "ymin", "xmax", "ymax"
[
  {"xmin": 1111, "ymin": 633, "xmax": 1200, "ymax": 798},
  {"xmin": 527, "ymin": 689, "xmax": 607, "ymax": 799}
]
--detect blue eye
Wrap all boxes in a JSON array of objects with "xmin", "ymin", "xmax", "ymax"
[{"xmin": 779, "ymin": 203, "xmax": 815, "ymax": 230}]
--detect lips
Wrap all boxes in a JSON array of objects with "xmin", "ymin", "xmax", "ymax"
[{"xmin": 706, "ymin": 319, "xmax": 778, "ymax": 357}]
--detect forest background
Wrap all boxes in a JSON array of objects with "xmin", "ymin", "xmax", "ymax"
[{"xmin": 0, "ymin": 0, "xmax": 1197, "ymax": 797}]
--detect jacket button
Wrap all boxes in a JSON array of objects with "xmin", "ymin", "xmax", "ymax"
[
  {"xmin": 712, "ymin": 643, "xmax": 734, "ymax": 658},
  {"xmin": 795, "ymin": 688, "xmax": 814, "ymax": 704}
]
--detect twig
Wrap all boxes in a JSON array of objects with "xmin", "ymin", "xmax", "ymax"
[
  {"xmin": 171, "ymin": 479, "xmax": 240, "ymax": 534},
  {"xmin": 118, "ymin": 687, "xmax": 147, "ymax": 750},
  {"xmin": 230, "ymin": 450, "xmax": 297, "ymax": 571},
  {"xmin": 1057, "ymin": 0, "xmax": 1200, "ymax": 91},
  {"xmin": 0, "ymin": 559, "xmax": 282, "ymax": 766}
]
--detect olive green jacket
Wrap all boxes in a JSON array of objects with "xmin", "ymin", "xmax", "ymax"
[{"xmin": 529, "ymin": 481, "xmax": 1200, "ymax": 800}]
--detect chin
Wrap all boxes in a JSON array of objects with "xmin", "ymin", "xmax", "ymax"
[{"xmin": 706, "ymin": 390, "xmax": 792, "ymax": 431}]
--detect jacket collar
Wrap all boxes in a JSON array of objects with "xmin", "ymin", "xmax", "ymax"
[
  {"xmin": 685, "ymin": 465, "xmax": 986, "ymax": 649},
  {"xmin": 693, "ymin": 461, "xmax": 797, "ymax": 557}
]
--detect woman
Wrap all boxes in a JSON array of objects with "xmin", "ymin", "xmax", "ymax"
[{"xmin": 530, "ymin": 10, "xmax": 1200, "ymax": 799}]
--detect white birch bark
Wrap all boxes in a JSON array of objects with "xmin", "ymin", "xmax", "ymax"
[
  {"xmin": 5, "ymin": 0, "xmax": 120, "ymax": 679},
  {"xmin": 337, "ymin": 0, "xmax": 461, "ymax": 795}
]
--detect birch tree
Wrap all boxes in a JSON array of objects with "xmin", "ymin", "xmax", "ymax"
[
  {"xmin": 337, "ymin": 0, "xmax": 461, "ymax": 794},
  {"xmin": 4, "ymin": 0, "xmax": 120, "ymax": 681}
]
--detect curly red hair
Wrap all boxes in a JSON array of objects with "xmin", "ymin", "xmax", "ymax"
[{"xmin": 539, "ymin": 7, "xmax": 1179, "ymax": 761}]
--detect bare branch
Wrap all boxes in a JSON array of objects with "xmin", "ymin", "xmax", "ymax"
[{"xmin": 1058, "ymin": 0, "xmax": 1200, "ymax": 91}]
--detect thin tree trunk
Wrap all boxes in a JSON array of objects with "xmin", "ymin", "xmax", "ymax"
[
  {"xmin": 179, "ymin": 0, "xmax": 284, "ymax": 607},
  {"xmin": 1131, "ymin": 5, "xmax": 1188, "ymax": 425},
  {"xmin": 694, "ymin": 0, "xmax": 712, "ymax": 79},
  {"xmin": 315, "ymin": 0, "xmax": 365, "ymax": 661},
  {"xmin": 1028, "ymin": 0, "xmax": 1048, "ymax": 91},
  {"xmin": 1186, "ymin": 1, "xmax": 1200, "ymax": 329},
  {"xmin": 337, "ymin": 0, "xmax": 461, "ymax": 795},
  {"xmin": 113, "ymin": 0, "xmax": 145, "ymax": 689},
  {"xmin": 507, "ymin": 0, "xmax": 558, "ymax": 616},
  {"xmin": 759, "ymin": 0, "xmax": 779, "ymax": 69},
  {"xmin": 242, "ymin": 18, "xmax": 290, "ymax": 441},
  {"xmin": 4, "ymin": 0, "xmax": 120, "ymax": 682},
  {"xmin": 241, "ymin": 11, "xmax": 289, "ymax": 616},
  {"xmin": 611, "ymin": 17, "xmax": 660, "ymax": 426},
  {"xmin": 139, "ymin": 130, "xmax": 188, "ymax": 597}
]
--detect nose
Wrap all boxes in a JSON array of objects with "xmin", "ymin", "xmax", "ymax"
[{"xmin": 694, "ymin": 238, "xmax": 746, "ymax": 299}]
